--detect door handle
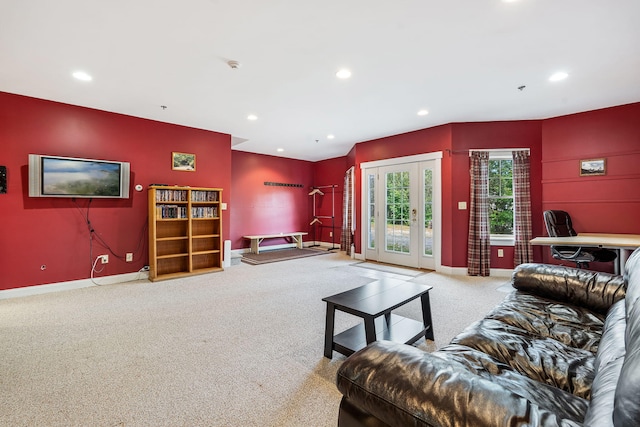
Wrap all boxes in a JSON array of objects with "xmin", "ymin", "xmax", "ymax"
[{"xmin": 412, "ymin": 208, "xmax": 417, "ymax": 223}]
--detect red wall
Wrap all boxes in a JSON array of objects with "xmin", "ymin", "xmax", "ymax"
[
  {"xmin": 540, "ymin": 102, "xmax": 640, "ymax": 270},
  {"xmin": 352, "ymin": 125, "xmax": 453, "ymax": 256},
  {"xmin": 230, "ymin": 151, "xmax": 314, "ymax": 250},
  {"xmin": 0, "ymin": 92, "xmax": 231, "ymax": 290},
  {"xmin": 3, "ymin": 90, "xmax": 638, "ymax": 291},
  {"xmin": 313, "ymin": 157, "xmax": 348, "ymax": 246},
  {"xmin": 348, "ymin": 121, "xmax": 543, "ymax": 270},
  {"xmin": 450, "ymin": 121, "xmax": 543, "ymax": 268}
]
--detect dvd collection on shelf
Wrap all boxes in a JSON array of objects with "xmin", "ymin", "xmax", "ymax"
[
  {"xmin": 191, "ymin": 190, "xmax": 218, "ymax": 202},
  {"xmin": 154, "ymin": 188, "xmax": 219, "ymax": 219},
  {"xmin": 155, "ymin": 189, "xmax": 187, "ymax": 202},
  {"xmin": 191, "ymin": 206, "xmax": 218, "ymax": 218},
  {"xmin": 156, "ymin": 205, "xmax": 187, "ymax": 219}
]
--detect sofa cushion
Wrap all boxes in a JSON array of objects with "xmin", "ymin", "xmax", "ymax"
[
  {"xmin": 582, "ymin": 300, "xmax": 626, "ymax": 427},
  {"xmin": 450, "ymin": 318, "xmax": 595, "ymax": 398},
  {"xmin": 336, "ymin": 340, "xmax": 584, "ymax": 427},
  {"xmin": 486, "ymin": 291, "xmax": 605, "ymax": 352},
  {"xmin": 436, "ymin": 344, "xmax": 588, "ymax": 422},
  {"xmin": 512, "ymin": 263, "xmax": 626, "ymax": 315},
  {"xmin": 613, "ymin": 248, "xmax": 640, "ymax": 426}
]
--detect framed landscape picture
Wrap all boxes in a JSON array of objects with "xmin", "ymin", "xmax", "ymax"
[
  {"xmin": 580, "ymin": 158, "xmax": 605, "ymax": 176},
  {"xmin": 172, "ymin": 152, "xmax": 196, "ymax": 171}
]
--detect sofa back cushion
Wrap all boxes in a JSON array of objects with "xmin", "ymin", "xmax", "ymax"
[
  {"xmin": 582, "ymin": 299, "xmax": 626, "ymax": 427},
  {"xmin": 512, "ymin": 263, "xmax": 626, "ymax": 315},
  {"xmin": 614, "ymin": 248, "xmax": 640, "ymax": 426}
]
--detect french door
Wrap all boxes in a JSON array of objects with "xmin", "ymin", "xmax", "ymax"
[{"xmin": 363, "ymin": 154, "xmax": 441, "ymax": 270}]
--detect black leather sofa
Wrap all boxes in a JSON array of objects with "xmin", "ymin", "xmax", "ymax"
[{"xmin": 335, "ymin": 248, "xmax": 640, "ymax": 426}]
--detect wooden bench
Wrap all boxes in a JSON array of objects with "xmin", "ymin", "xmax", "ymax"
[{"xmin": 243, "ymin": 232, "xmax": 308, "ymax": 254}]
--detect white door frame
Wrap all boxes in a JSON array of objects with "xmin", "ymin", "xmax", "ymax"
[{"xmin": 360, "ymin": 152, "xmax": 443, "ymax": 271}]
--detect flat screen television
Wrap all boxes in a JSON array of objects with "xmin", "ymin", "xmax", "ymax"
[{"xmin": 28, "ymin": 154, "xmax": 130, "ymax": 199}]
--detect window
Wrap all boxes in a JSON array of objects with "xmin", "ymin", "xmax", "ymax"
[
  {"xmin": 424, "ymin": 168, "xmax": 433, "ymax": 256},
  {"xmin": 488, "ymin": 157, "xmax": 513, "ymax": 238},
  {"xmin": 367, "ymin": 173, "xmax": 376, "ymax": 249},
  {"xmin": 385, "ymin": 171, "xmax": 410, "ymax": 253}
]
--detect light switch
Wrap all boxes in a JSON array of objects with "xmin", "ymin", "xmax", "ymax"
[
  {"xmin": 497, "ymin": 249, "xmax": 504, "ymax": 258},
  {"xmin": 221, "ymin": 202, "xmax": 227, "ymax": 210},
  {"xmin": 458, "ymin": 201, "xmax": 467, "ymax": 210}
]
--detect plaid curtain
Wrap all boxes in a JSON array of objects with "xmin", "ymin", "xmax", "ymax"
[
  {"xmin": 340, "ymin": 167, "xmax": 354, "ymax": 255},
  {"xmin": 513, "ymin": 150, "xmax": 533, "ymax": 265},
  {"xmin": 467, "ymin": 151, "xmax": 490, "ymax": 276}
]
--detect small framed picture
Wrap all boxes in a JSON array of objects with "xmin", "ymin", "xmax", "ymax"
[
  {"xmin": 172, "ymin": 152, "xmax": 196, "ymax": 171},
  {"xmin": 580, "ymin": 158, "xmax": 605, "ymax": 176}
]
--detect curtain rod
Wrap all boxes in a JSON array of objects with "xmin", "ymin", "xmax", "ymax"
[
  {"xmin": 444, "ymin": 148, "xmax": 530, "ymax": 156},
  {"xmin": 446, "ymin": 148, "xmax": 530, "ymax": 155}
]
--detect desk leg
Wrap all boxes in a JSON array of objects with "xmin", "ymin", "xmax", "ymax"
[
  {"xmin": 421, "ymin": 293, "xmax": 435, "ymax": 341},
  {"xmin": 364, "ymin": 316, "xmax": 377, "ymax": 345},
  {"xmin": 324, "ymin": 303, "xmax": 336, "ymax": 359}
]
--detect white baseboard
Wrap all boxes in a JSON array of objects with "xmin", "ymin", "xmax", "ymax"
[
  {"xmin": 348, "ymin": 261, "xmax": 512, "ymax": 278},
  {"xmin": 437, "ymin": 265, "xmax": 513, "ymax": 277},
  {"xmin": 233, "ymin": 242, "xmax": 298, "ymax": 254},
  {"xmin": 0, "ymin": 271, "xmax": 149, "ymax": 300},
  {"xmin": 437, "ymin": 266, "xmax": 466, "ymax": 275},
  {"xmin": 489, "ymin": 268, "xmax": 515, "ymax": 278},
  {"xmin": 437, "ymin": 266, "xmax": 513, "ymax": 277},
  {"xmin": 305, "ymin": 241, "xmax": 340, "ymax": 250},
  {"xmin": 232, "ymin": 241, "xmax": 341, "ymax": 255}
]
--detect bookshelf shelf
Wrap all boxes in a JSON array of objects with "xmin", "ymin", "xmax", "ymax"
[{"xmin": 148, "ymin": 185, "xmax": 223, "ymax": 281}]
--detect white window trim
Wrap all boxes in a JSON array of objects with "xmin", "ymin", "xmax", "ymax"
[
  {"xmin": 472, "ymin": 149, "xmax": 528, "ymax": 246},
  {"xmin": 490, "ymin": 235, "xmax": 515, "ymax": 246}
]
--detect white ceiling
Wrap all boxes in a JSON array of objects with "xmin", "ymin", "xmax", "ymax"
[{"xmin": 2, "ymin": 0, "xmax": 639, "ymax": 162}]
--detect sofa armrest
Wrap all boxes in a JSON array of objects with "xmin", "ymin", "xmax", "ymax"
[
  {"xmin": 512, "ymin": 263, "xmax": 626, "ymax": 314},
  {"xmin": 336, "ymin": 340, "xmax": 580, "ymax": 427}
]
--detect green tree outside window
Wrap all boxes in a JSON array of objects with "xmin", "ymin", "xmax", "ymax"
[{"xmin": 488, "ymin": 159, "xmax": 513, "ymax": 235}]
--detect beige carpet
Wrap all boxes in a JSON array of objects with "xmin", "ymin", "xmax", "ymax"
[{"xmin": 0, "ymin": 253, "xmax": 508, "ymax": 427}]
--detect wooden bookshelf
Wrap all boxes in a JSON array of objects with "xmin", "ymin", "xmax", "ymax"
[{"xmin": 148, "ymin": 185, "xmax": 223, "ymax": 281}]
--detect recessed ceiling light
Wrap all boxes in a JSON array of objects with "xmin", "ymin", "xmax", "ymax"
[
  {"xmin": 247, "ymin": 114, "xmax": 258, "ymax": 121},
  {"xmin": 327, "ymin": 134, "xmax": 335, "ymax": 140},
  {"xmin": 417, "ymin": 109, "xmax": 429, "ymax": 116},
  {"xmin": 336, "ymin": 69, "xmax": 352, "ymax": 79},
  {"xmin": 277, "ymin": 148, "xmax": 284, "ymax": 152},
  {"xmin": 549, "ymin": 71, "xmax": 569, "ymax": 82},
  {"xmin": 72, "ymin": 71, "xmax": 92, "ymax": 81}
]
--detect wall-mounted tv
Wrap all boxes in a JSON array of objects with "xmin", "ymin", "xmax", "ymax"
[{"xmin": 28, "ymin": 154, "xmax": 130, "ymax": 199}]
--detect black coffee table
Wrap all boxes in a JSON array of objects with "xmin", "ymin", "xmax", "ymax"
[{"xmin": 322, "ymin": 278, "xmax": 434, "ymax": 359}]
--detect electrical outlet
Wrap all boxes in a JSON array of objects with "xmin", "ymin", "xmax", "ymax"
[
  {"xmin": 329, "ymin": 231, "xmax": 333, "ymax": 237},
  {"xmin": 100, "ymin": 254, "xmax": 109, "ymax": 264},
  {"xmin": 126, "ymin": 253, "xmax": 133, "ymax": 262},
  {"xmin": 497, "ymin": 249, "xmax": 504, "ymax": 258}
]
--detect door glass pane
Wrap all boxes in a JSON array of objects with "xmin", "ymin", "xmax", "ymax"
[
  {"xmin": 367, "ymin": 174, "xmax": 375, "ymax": 249},
  {"xmin": 385, "ymin": 171, "xmax": 410, "ymax": 254},
  {"xmin": 424, "ymin": 169, "xmax": 433, "ymax": 256}
]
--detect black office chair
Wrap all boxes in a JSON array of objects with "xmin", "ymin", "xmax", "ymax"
[{"xmin": 543, "ymin": 210, "xmax": 617, "ymax": 268}]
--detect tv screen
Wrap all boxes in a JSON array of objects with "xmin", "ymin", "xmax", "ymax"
[{"xmin": 29, "ymin": 154, "xmax": 130, "ymax": 199}]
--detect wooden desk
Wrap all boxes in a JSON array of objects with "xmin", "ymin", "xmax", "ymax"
[
  {"xmin": 243, "ymin": 232, "xmax": 308, "ymax": 254},
  {"xmin": 530, "ymin": 233, "xmax": 640, "ymax": 274}
]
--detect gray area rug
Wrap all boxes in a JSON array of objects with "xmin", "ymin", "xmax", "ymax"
[{"xmin": 241, "ymin": 247, "xmax": 330, "ymax": 265}]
